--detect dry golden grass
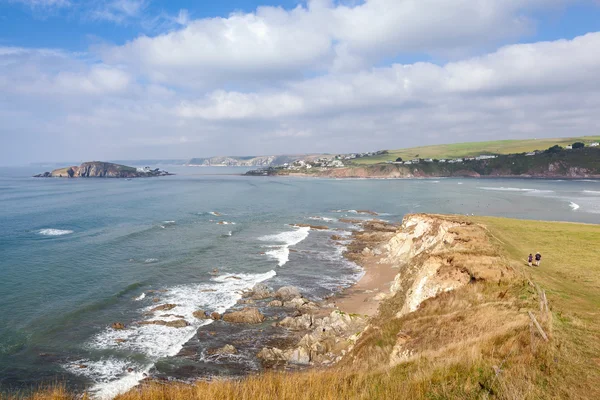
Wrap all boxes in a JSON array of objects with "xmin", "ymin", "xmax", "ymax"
[{"xmin": 10, "ymin": 216, "xmax": 600, "ymax": 400}]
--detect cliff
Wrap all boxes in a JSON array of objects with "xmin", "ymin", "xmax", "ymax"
[
  {"xmin": 186, "ymin": 154, "xmax": 327, "ymax": 167},
  {"xmin": 34, "ymin": 162, "xmax": 172, "ymax": 178},
  {"xmin": 248, "ymin": 147, "xmax": 600, "ymax": 178}
]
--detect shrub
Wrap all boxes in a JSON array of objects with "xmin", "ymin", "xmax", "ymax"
[
  {"xmin": 395, "ymin": 157, "xmax": 403, "ymax": 162},
  {"xmin": 545, "ymin": 145, "xmax": 563, "ymax": 154},
  {"xmin": 572, "ymin": 142, "xmax": 585, "ymax": 149}
]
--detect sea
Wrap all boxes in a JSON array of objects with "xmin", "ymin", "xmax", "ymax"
[{"xmin": 1, "ymin": 165, "xmax": 599, "ymax": 398}]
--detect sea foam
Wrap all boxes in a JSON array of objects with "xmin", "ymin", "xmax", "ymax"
[
  {"xmin": 71, "ymin": 269, "xmax": 276, "ymax": 399},
  {"xmin": 260, "ymin": 226, "xmax": 310, "ymax": 267},
  {"xmin": 569, "ymin": 202, "xmax": 580, "ymax": 211},
  {"xmin": 38, "ymin": 229, "xmax": 74, "ymax": 236}
]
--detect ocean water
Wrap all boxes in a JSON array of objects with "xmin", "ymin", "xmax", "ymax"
[{"xmin": 1, "ymin": 166, "xmax": 600, "ymax": 398}]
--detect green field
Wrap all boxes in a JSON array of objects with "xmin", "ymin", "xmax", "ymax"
[{"xmin": 354, "ymin": 136, "xmax": 600, "ymax": 165}]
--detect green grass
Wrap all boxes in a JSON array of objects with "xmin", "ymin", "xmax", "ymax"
[
  {"xmin": 474, "ymin": 217, "xmax": 600, "ymax": 399},
  {"xmin": 354, "ymin": 136, "xmax": 600, "ymax": 165}
]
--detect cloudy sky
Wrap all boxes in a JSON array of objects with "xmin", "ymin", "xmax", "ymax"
[{"xmin": 1, "ymin": 0, "xmax": 600, "ymax": 165}]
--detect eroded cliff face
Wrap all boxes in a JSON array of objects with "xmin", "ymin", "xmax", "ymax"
[
  {"xmin": 344, "ymin": 214, "xmax": 515, "ymax": 324},
  {"xmin": 381, "ymin": 214, "xmax": 514, "ymax": 317},
  {"xmin": 342, "ymin": 214, "xmax": 521, "ymax": 370}
]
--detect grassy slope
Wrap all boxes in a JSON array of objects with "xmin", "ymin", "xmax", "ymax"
[
  {"xmin": 355, "ymin": 136, "xmax": 600, "ymax": 165},
  {"xmin": 474, "ymin": 217, "xmax": 600, "ymax": 397},
  {"xmin": 12, "ymin": 217, "xmax": 600, "ymax": 400}
]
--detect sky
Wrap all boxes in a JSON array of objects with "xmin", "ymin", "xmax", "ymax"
[{"xmin": 1, "ymin": 0, "xmax": 600, "ymax": 165}]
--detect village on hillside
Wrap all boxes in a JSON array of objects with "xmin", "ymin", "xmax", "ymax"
[{"xmin": 278, "ymin": 141, "xmax": 600, "ymax": 171}]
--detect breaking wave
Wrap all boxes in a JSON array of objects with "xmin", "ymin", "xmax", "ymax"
[
  {"xmin": 67, "ymin": 270, "xmax": 276, "ymax": 399},
  {"xmin": 259, "ymin": 226, "xmax": 310, "ymax": 267},
  {"xmin": 38, "ymin": 229, "xmax": 74, "ymax": 236}
]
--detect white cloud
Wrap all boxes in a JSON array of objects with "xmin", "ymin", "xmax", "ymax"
[
  {"xmin": 101, "ymin": 0, "xmax": 573, "ymax": 88},
  {"xmin": 89, "ymin": 0, "xmax": 147, "ymax": 23}
]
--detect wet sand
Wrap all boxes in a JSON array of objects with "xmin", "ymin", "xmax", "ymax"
[{"xmin": 334, "ymin": 253, "xmax": 397, "ymax": 316}]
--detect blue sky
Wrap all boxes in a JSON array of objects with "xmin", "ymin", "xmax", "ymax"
[{"xmin": 1, "ymin": 0, "xmax": 600, "ymax": 165}]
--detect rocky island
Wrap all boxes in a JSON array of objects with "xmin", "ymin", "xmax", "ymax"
[{"xmin": 34, "ymin": 162, "xmax": 173, "ymax": 178}]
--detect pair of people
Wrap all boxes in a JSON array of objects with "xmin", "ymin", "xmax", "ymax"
[{"xmin": 528, "ymin": 252, "xmax": 542, "ymax": 267}]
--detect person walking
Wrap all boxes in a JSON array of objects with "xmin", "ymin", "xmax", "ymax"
[
  {"xmin": 535, "ymin": 252, "xmax": 542, "ymax": 267},
  {"xmin": 528, "ymin": 254, "xmax": 533, "ymax": 266}
]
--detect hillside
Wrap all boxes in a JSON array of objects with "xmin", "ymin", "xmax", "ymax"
[
  {"xmin": 252, "ymin": 147, "xmax": 600, "ymax": 178},
  {"xmin": 353, "ymin": 135, "xmax": 600, "ymax": 165},
  {"xmin": 20, "ymin": 214, "xmax": 600, "ymax": 400},
  {"xmin": 186, "ymin": 154, "xmax": 327, "ymax": 167}
]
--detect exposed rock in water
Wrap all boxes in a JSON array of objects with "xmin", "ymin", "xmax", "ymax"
[
  {"xmin": 150, "ymin": 304, "xmax": 177, "ymax": 312},
  {"xmin": 208, "ymin": 344, "xmax": 238, "ymax": 356},
  {"xmin": 139, "ymin": 319, "xmax": 190, "ymax": 328},
  {"xmin": 339, "ymin": 218, "xmax": 364, "ymax": 224},
  {"xmin": 268, "ymin": 300, "xmax": 284, "ymax": 307},
  {"xmin": 210, "ymin": 312, "xmax": 222, "ymax": 320},
  {"xmin": 193, "ymin": 310, "xmax": 210, "ymax": 319},
  {"xmin": 222, "ymin": 308, "xmax": 266, "ymax": 324},
  {"xmin": 275, "ymin": 286, "xmax": 301, "ymax": 301},
  {"xmin": 243, "ymin": 283, "xmax": 274, "ymax": 300},
  {"xmin": 291, "ymin": 224, "xmax": 330, "ymax": 230},
  {"xmin": 111, "ymin": 322, "xmax": 126, "ymax": 330}
]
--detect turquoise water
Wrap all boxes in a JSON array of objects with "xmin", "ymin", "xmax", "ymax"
[{"xmin": 1, "ymin": 166, "xmax": 599, "ymax": 397}]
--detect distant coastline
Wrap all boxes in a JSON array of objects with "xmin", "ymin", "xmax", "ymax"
[{"xmin": 245, "ymin": 147, "xmax": 600, "ymax": 179}]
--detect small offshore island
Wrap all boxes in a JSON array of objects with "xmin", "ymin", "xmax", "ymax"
[{"xmin": 34, "ymin": 162, "xmax": 173, "ymax": 179}]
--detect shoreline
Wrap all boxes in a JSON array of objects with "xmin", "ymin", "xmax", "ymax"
[{"xmin": 243, "ymin": 172, "xmax": 600, "ymax": 180}]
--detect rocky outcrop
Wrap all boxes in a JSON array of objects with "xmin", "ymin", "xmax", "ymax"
[
  {"xmin": 139, "ymin": 319, "xmax": 190, "ymax": 328},
  {"xmin": 208, "ymin": 344, "xmax": 238, "ymax": 356},
  {"xmin": 242, "ymin": 283, "xmax": 274, "ymax": 300},
  {"xmin": 193, "ymin": 310, "xmax": 211, "ymax": 319},
  {"xmin": 275, "ymin": 286, "xmax": 301, "ymax": 301},
  {"xmin": 259, "ymin": 310, "xmax": 367, "ymax": 366},
  {"xmin": 150, "ymin": 304, "xmax": 177, "ymax": 312},
  {"xmin": 34, "ymin": 162, "xmax": 172, "ymax": 178},
  {"xmin": 291, "ymin": 224, "xmax": 330, "ymax": 230},
  {"xmin": 222, "ymin": 308, "xmax": 266, "ymax": 324}
]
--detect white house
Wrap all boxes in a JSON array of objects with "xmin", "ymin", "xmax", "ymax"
[
  {"xmin": 590, "ymin": 142, "xmax": 599, "ymax": 147},
  {"xmin": 424, "ymin": 158, "xmax": 434, "ymax": 163},
  {"xmin": 566, "ymin": 145, "xmax": 573, "ymax": 150},
  {"xmin": 526, "ymin": 152, "xmax": 536, "ymax": 156}
]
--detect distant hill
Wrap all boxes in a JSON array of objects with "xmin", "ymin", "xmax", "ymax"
[
  {"xmin": 186, "ymin": 154, "xmax": 327, "ymax": 167},
  {"xmin": 353, "ymin": 136, "xmax": 600, "ymax": 165}
]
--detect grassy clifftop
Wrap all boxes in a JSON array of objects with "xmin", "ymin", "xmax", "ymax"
[{"xmin": 355, "ymin": 135, "xmax": 600, "ymax": 165}]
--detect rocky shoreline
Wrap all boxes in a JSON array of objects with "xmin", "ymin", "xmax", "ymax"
[{"xmin": 123, "ymin": 212, "xmax": 516, "ymax": 392}]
